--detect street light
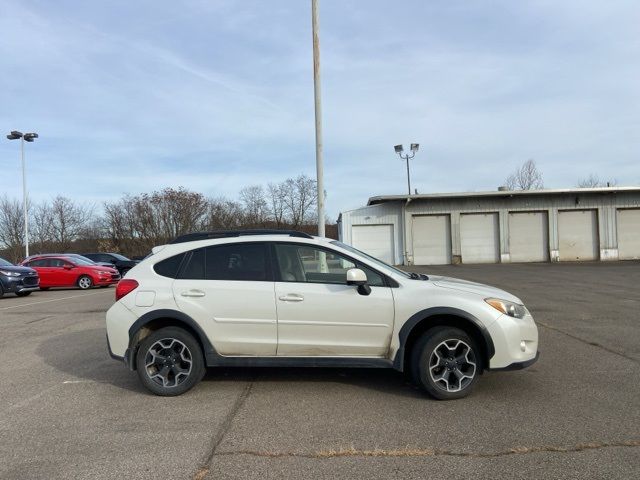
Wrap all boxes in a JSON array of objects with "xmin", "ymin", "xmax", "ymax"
[
  {"xmin": 6, "ymin": 130, "xmax": 38, "ymax": 258},
  {"xmin": 394, "ymin": 143, "xmax": 419, "ymax": 195}
]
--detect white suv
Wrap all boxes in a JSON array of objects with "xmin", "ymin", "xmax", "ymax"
[{"xmin": 106, "ymin": 230, "xmax": 538, "ymax": 399}]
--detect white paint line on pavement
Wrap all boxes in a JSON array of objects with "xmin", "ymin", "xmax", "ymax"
[
  {"xmin": 0, "ymin": 291, "xmax": 108, "ymax": 311},
  {"xmin": 63, "ymin": 380, "xmax": 94, "ymax": 384}
]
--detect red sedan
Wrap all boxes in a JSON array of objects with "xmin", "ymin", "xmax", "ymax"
[{"xmin": 21, "ymin": 255, "xmax": 120, "ymax": 290}]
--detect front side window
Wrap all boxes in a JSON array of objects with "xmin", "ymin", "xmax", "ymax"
[{"xmin": 274, "ymin": 244, "xmax": 385, "ymax": 286}]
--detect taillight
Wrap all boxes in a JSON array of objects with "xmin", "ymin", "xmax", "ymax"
[{"xmin": 115, "ymin": 279, "xmax": 138, "ymax": 301}]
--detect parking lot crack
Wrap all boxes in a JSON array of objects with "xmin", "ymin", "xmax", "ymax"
[
  {"xmin": 538, "ymin": 321, "xmax": 639, "ymax": 363},
  {"xmin": 212, "ymin": 439, "xmax": 640, "ymax": 460},
  {"xmin": 193, "ymin": 381, "xmax": 254, "ymax": 480}
]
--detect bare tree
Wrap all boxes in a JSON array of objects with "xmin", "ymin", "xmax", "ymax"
[
  {"xmin": 205, "ymin": 198, "xmax": 246, "ymax": 230},
  {"xmin": 0, "ymin": 195, "xmax": 26, "ymax": 262},
  {"xmin": 47, "ymin": 196, "xmax": 94, "ymax": 251},
  {"xmin": 505, "ymin": 159, "xmax": 544, "ymax": 190},
  {"xmin": 267, "ymin": 182, "xmax": 287, "ymax": 228},
  {"xmin": 576, "ymin": 174, "xmax": 618, "ymax": 188},
  {"xmin": 281, "ymin": 174, "xmax": 317, "ymax": 228},
  {"xmin": 239, "ymin": 185, "xmax": 268, "ymax": 227}
]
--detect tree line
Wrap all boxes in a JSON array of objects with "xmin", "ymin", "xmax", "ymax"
[{"xmin": 0, "ymin": 174, "xmax": 330, "ymax": 262}]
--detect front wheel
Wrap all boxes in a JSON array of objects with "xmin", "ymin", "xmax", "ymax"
[
  {"xmin": 135, "ymin": 327, "xmax": 205, "ymax": 396},
  {"xmin": 16, "ymin": 291, "xmax": 32, "ymax": 297},
  {"xmin": 77, "ymin": 275, "xmax": 93, "ymax": 290},
  {"xmin": 411, "ymin": 327, "xmax": 480, "ymax": 400}
]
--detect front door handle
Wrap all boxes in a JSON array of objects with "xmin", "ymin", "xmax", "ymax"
[
  {"xmin": 278, "ymin": 294, "xmax": 304, "ymax": 302},
  {"xmin": 181, "ymin": 289, "xmax": 205, "ymax": 298}
]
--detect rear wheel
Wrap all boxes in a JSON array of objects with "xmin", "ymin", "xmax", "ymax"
[
  {"xmin": 135, "ymin": 327, "xmax": 205, "ymax": 396},
  {"xmin": 411, "ymin": 326, "xmax": 480, "ymax": 400},
  {"xmin": 0, "ymin": 284, "xmax": 4, "ymax": 298},
  {"xmin": 16, "ymin": 291, "xmax": 32, "ymax": 297},
  {"xmin": 77, "ymin": 275, "xmax": 93, "ymax": 290}
]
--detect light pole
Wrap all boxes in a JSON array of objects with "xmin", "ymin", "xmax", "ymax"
[
  {"xmin": 6, "ymin": 130, "xmax": 38, "ymax": 258},
  {"xmin": 394, "ymin": 143, "xmax": 419, "ymax": 195},
  {"xmin": 311, "ymin": 0, "xmax": 325, "ymax": 237}
]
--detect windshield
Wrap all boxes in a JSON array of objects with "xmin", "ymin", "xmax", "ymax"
[
  {"xmin": 0, "ymin": 257, "xmax": 13, "ymax": 267},
  {"xmin": 69, "ymin": 256, "xmax": 95, "ymax": 266},
  {"xmin": 330, "ymin": 241, "xmax": 411, "ymax": 278}
]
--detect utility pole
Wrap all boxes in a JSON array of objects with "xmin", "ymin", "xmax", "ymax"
[{"xmin": 312, "ymin": 0, "xmax": 325, "ymax": 237}]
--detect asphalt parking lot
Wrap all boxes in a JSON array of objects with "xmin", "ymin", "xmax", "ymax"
[{"xmin": 1, "ymin": 263, "xmax": 639, "ymax": 479}]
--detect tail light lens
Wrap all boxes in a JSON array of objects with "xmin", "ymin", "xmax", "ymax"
[{"xmin": 115, "ymin": 279, "xmax": 138, "ymax": 301}]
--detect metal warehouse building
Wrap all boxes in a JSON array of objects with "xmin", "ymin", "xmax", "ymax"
[{"xmin": 338, "ymin": 187, "xmax": 640, "ymax": 265}]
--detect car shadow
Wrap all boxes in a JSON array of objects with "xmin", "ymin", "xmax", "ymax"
[{"xmin": 36, "ymin": 327, "xmax": 426, "ymax": 398}]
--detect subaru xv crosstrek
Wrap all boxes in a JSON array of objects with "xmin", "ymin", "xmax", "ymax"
[{"xmin": 106, "ymin": 230, "xmax": 539, "ymax": 399}]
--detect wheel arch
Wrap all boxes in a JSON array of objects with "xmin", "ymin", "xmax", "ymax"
[
  {"xmin": 393, "ymin": 307, "xmax": 495, "ymax": 373},
  {"xmin": 127, "ymin": 309, "xmax": 216, "ymax": 370}
]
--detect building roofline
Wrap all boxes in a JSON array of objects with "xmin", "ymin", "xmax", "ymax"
[{"xmin": 367, "ymin": 186, "xmax": 640, "ymax": 205}]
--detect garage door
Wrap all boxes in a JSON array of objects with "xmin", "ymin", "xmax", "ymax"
[
  {"xmin": 351, "ymin": 224, "xmax": 395, "ymax": 264},
  {"xmin": 412, "ymin": 215, "xmax": 451, "ymax": 265},
  {"xmin": 460, "ymin": 213, "xmax": 500, "ymax": 263},
  {"xmin": 558, "ymin": 210, "xmax": 599, "ymax": 261},
  {"xmin": 508, "ymin": 211, "xmax": 549, "ymax": 262},
  {"xmin": 618, "ymin": 209, "xmax": 640, "ymax": 260}
]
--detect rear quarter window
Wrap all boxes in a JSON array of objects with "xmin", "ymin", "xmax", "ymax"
[{"xmin": 153, "ymin": 253, "xmax": 186, "ymax": 278}]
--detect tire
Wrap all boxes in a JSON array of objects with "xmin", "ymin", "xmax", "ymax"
[
  {"xmin": 16, "ymin": 291, "xmax": 32, "ymax": 297},
  {"xmin": 135, "ymin": 327, "xmax": 205, "ymax": 396},
  {"xmin": 77, "ymin": 275, "xmax": 93, "ymax": 290},
  {"xmin": 411, "ymin": 326, "xmax": 480, "ymax": 400},
  {"xmin": 0, "ymin": 284, "xmax": 4, "ymax": 298}
]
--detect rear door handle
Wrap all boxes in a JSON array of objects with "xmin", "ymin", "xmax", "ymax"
[
  {"xmin": 278, "ymin": 294, "xmax": 304, "ymax": 302},
  {"xmin": 181, "ymin": 289, "xmax": 205, "ymax": 298}
]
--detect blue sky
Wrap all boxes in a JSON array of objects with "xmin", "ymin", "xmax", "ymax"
[{"xmin": 1, "ymin": 0, "xmax": 638, "ymax": 218}]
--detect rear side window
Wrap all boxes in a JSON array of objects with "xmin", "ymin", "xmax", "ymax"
[
  {"xmin": 205, "ymin": 243, "xmax": 268, "ymax": 281},
  {"xmin": 176, "ymin": 243, "xmax": 269, "ymax": 281},
  {"xmin": 154, "ymin": 253, "xmax": 186, "ymax": 278}
]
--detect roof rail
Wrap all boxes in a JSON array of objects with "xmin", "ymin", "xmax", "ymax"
[{"xmin": 169, "ymin": 229, "xmax": 314, "ymax": 244}]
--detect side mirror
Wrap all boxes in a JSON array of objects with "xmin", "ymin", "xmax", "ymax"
[
  {"xmin": 346, "ymin": 268, "xmax": 371, "ymax": 296},
  {"xmin": 63, "ymin": 264, "xmax": 74, "ymax": 270}
]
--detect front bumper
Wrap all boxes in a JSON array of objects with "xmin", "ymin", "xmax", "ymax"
[
  {"xmin": 486, "ymin": 312, "xmax": 539, "ymax": 369},
  {"xmin": 96, "ymin": 274, "xmax": 120, "ymax": 286},
  {"xmin": 489, "ymin": 351, "xmax": 540, "ymax": 371},
  {"xmin": 1, "ymin": 276, "xmax": 40, "ymax": 293}
]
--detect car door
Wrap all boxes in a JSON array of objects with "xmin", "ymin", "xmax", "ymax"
[
  {"xmin": 273, "ymin": 243, "xmax": 395, "ymax": 357},
  {"xmin": 172, "ymin": 242, "xmax": 278, "ymax": 356},
  {"xmin": 49, "ymin": 258, "xmax": 76, "ymax": 287},
  {"xmin": 27, "ymin": 259, "xmax": 51, "ymax": 286}
]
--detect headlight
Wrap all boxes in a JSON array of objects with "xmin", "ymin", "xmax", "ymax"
[
  {"xmin": 98, "ymin": 271, "xmax": 111, "ymax": 275},
  {"xmin": 485, "ymin": 298, "xmax": 527, "ymax": 319},
  {"xmin": 0, "ymin": 270, "xmax": 21, "ymax": 277}
]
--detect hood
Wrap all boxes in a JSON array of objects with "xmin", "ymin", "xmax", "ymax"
[
  {"xmin": 430, "ymin": 276, "xmax": 523, "ymax": 304},
  {"xmin": 0, "ymin": 265, "xmax": 37, "ymax": 275},
  {"xmin": 87, "ymin": 265, "xmax": 118, "ymax": 273}
]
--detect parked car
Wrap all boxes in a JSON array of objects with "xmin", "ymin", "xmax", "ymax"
[
  {"xmin": 83, "ymin": 253, "xmax": 137, "ymax": 277},
  {"xmin": 22, "ymin": 253, "xmax": 113, "ymax": 268},
  {"xmin": 106, "ymin": 230, "xmax": 539, "ymax": 398},
  {"xmin": 0, "ymin": 257, "xmax": 40, "ymax": 297},
  {"xmin": 22, "ymin": 255, "xmax": 120, "ymax": 290}
]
